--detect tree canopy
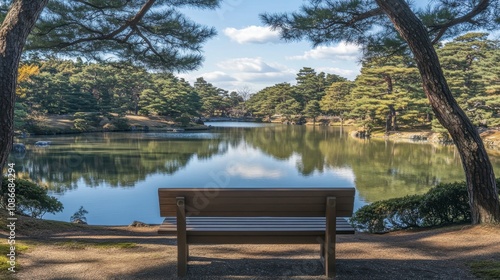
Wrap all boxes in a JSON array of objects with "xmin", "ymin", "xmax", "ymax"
[
  {"xmin": 21, "ymin": 0, "xmax": 221, "ymax": 71},
  {"xmin": 0, "ymin": 0, "xmax": 222, "ymax": 172},
  {"xmin": 262, "ymin": 0, "xmax": 500, "ymax": 224}
]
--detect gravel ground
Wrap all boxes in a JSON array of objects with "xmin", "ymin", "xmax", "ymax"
[{"xmin": 4, "ymin": 224, "xmax": 498, "ymax": 280}]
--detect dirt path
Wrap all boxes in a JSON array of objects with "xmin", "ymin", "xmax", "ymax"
[{"xmin": 1, "ymin": 224, "xmax": 497, "ymax": 279}]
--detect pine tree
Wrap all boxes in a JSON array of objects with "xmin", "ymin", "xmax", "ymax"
[
  {"xmin": 0, "ymin": 0, "xmax": 222, "ymax": 172},
  {"xmin": 262, "ymin": 0, "xmax": 500, "ymax": 223}
]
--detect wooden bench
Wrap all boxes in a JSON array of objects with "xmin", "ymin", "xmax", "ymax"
[{"xmin": 157, "ymin": 188, "xmax": 355, "ymax": 278}]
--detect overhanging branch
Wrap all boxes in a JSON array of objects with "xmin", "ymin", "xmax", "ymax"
[{"xmin": 429, "ymin": 0, "xmax": 490, "ymax": 44}]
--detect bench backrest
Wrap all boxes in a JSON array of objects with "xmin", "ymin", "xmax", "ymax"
[{"xmin": 158, "ymin": 188, "xmax": 355, "ymax": 217}]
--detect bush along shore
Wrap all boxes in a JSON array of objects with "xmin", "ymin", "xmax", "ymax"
[
  {"xmin": 351, "ymin": 179, "xmax": 500, "ymax": 233},
  {"xmin": 16, "ymin": 113, "xmax": 209, "ymax": 136}
]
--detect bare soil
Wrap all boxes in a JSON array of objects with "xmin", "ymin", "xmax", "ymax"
[{"xmin": 1, "ymin": 216, "xmax": 499, "ymax": 280}]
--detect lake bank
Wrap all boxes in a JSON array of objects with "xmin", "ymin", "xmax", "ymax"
[
  {"xmin": 17, "ymin": 114, "xmax": 209, "ymax": 136},
  {"xmin": 2, "ymin": 211, "xmax": 499, "ymax": 279},
  {"xmin": 19, "ymin": 115, "xmax": 500, "ymax": 150}
]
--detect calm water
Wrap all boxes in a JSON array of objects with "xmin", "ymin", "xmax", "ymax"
[{"xmin": 9, "ymin": 122, "xmax": 500, "ymax": 225}]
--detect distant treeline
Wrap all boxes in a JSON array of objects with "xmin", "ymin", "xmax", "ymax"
[{"xmin": 15, "ymin": 32, "xmax": 499, "ymax": 133}]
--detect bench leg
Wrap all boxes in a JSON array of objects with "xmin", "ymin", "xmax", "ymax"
[
  {"xmin": 325, "ymin": 197, "xmax": 337, "ymax": 278},
  {"xmin": 177, "ymin": 197, "xmax": 188, "ymax": 277},
  {"xmin": 324, "ymin": 239, "xmax": 335, "ymax": 278},
  {"xmin": 178, "ymin": 241, "xmax": 187, "ymax": 277}
]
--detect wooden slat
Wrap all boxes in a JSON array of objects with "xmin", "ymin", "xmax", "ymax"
[
  {"xmin": 158, "ymin": 188, "xmax": 355, "ymax": 198},
  {"xmin": 157, "ymin": 217, "xmax": 355, "ymax": 235},
  {"xmin": 160, "ymin": 203, "xmax": 353, "ymax": 213},
  {"xmin": 187, "ymin": 235, "xmax": 324, "ymax": 244},
  {"xmin": 158, "ymin": 188, "xmax": 355, "ymax": 218},
  {"xmin": 160, "ymin": 197, "xmax": 328, "ymax": 205},
  {"xmin": 161, "ymin": 210, "xmax": 353, "ymax": 217}
]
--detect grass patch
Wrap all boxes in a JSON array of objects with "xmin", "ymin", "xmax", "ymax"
[
  {"xmin": 56, "ymin": 240, "xmax": 137, "ymax": 249},
  {"xmin": 0, "ymin": 242, "xmax": 29, "ymax": 279},
  {"xmin": 470, "ymin": 260, "xmax": 500, "ymax": 279}
]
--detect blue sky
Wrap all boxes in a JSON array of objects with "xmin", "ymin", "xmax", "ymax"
[{"xmin": 178, "ymin": 0, "xmax": 363, "ymax": 93}]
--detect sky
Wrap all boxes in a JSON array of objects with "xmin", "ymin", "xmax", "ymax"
[{"xmin": 178, "ymin": 0, "xmax": 363, "ymax": 93}]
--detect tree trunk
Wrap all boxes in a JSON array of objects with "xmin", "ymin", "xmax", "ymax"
[
  {"xmin": 0, "ymin": 0, "xmax": 48, "ymax": 172},
  {"xmin": 375, "ymin": 0, "xmax": 500, "ymax": 224},
  {"xmin": 389, "ymin": 104, "xmax": 397, "ymax": 131}
]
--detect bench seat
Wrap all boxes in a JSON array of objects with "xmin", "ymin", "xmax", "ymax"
[{"xmin": 159, "ymin": 217, "xmax": 355, "ymax": 237}]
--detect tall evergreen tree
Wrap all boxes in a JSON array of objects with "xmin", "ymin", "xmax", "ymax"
[
  {"xmin": 294, "ymin": 67, "xmax": 346, "ymax": 115},
  {"xmin": 194, "ymin": 77, "xmax": 230, "ymax": 117},
  {"xmin": 247, "ymin": 83, "xmax": 295, "ymax": 120},
  {"xmin": 438, "ymin": 33, "xmax": 499, "ymax": 127},
  {"xmin": 350, "ymin": 56, "xmax": 425, "ymax": 132},
  {"xmin": 0, "ymin": 0, "xmax": 221, "ymax": 172},
  {"xmin": 262, "ymin": 0, "xmax": 500, "ymax": 223},
  {"xmin": 320, "ymin": 81, "xmax": 354, "ymax": 126}
]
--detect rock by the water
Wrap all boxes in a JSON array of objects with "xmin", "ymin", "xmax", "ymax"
[
  {"xmin": 129, "ymin": 221, "xmax": 149, "ymax": 227},
  {"xmin": 35, "ymin": 141, "xmax": 51, "ymax": 146},
  {"xmin": 71, "ymin": 218, "xmax": 87, "ymax": 225}
]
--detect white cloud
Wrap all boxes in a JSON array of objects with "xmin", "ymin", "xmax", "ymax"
[
  {"xmin": 217, "ymin": 57, "xmax": 279, "ymax": 73},
  {"xmin": 287, "ymin": 42, "xmax": 361, "ymax": 61},
  {"xmin": 226, "ymin": 164, "xmax": 284, "ymax": 179},
  {"xmin": 223, "ymin": 25, "xmax": 281, "ymax": 44},
  {"xmin": 216, "ymin": 57, "xmax": 296, "ymax": 84},
  {"xmin": 316, "ymin": 67, "xmax": 357, "ymax": 80},
  {"xmin": 201, "ymin": 71, "xmax": 238, "ymax": 82}
]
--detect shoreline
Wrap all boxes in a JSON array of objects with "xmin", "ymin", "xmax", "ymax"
[{"xmin": 15, "ymin": 115, "xmax": 500, "ymax": 150}]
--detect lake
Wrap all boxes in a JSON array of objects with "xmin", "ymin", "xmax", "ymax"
[{"xmin": 8, "ymin": 122, "xmax": 500, "ymax": 225}]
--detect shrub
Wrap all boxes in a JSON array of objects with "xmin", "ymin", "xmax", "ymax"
[
  {"xmin": 351, "ymin": 180, "xmax": 500, "ymax": 233},
  {"xmin": 70, "ymin": 206, "xmax": 88, "ymax": 224},
  {"xmin": 73, "ymin": 112, "xmax": 101, "ymax": 131},
  {"xmin": 419, "ymin": 182, "xmax": 470, "ymax": 226},
  {"xmin": 175, "ymin": 114, "xmax": 191, "ymax": 127},
  {"xmin": 73, "ymin": 118, "xmax": 91, "ymax": 131},
  {"xmin": 110, "ymin": 117, "xmax": 130, "ymax": 131},
  {"xmin": 0, "ymin": 177, "xmax": 63, "ymax": 218},
  {"xmin": 351, "ymin": 194, "xmax": 423, "ymax": 233}
]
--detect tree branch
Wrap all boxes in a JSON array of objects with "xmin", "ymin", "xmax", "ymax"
[
  {"xmin": 75, "ymin": 0, "xmax": 132, "ymax": 10},
  {"xmin": 429, "ymin": 0, "xmax": 490, "ymax": 44},
  {"xmin": 132, "ymin": 25, "xmax": 166, "ymax": 62},
  {"xmin": 51, "ymin": 0, "xmax": 156, "ymax": 48},
  {"xmin": 348, "ymin": 8, "xmax": 384, "ymax": 25}
]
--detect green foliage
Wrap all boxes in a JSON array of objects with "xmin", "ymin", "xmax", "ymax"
[
  {"xmin": 0, "ymin": 177, "xmax": 63, "ymax": 219},
  {"xmin": 320, "ymin": 81, "xmax": 354, "ymax": 119},
  {"xmin": 27, "ymin": 0, "xmax": 222, "ymax": 71},
  {"xmin": 470, "ymin": 260, "xmax": 500, "ymax": 280},
  {"xmin": 175, "ymin": 114, "xmax": 192, "ymax": 127},
  {"xmin": 73, "ymin": 112, "xmax": 101, "ymax": 131},
  {"xmin": 0, "ymin": 242, "xmax": 28, "ymax": 276},
  {"xmin": 13, "ymin": 103, "xmax": 29, "ymax": 131},
  {"xmin": 16, "ymin": 33, "xmax": 499, "ymax": 133},
  {"xmin": 419, "ymin": 182, "xmax": 471, "ymax": 225},
  {"xmin": 351, "ymin": 180, "xmax": 500, "ymax": 233},
  {"xmin": 110, "ymin": 117, "xmax": 130, "ymax": 131},
  {"xmin": 304, "ymin": 100, "xmax": 321, "ymax": 122},
  {"xmin": 351, "ymin": 195, "xmax": 423, "ymax": 233},
  {"xmin": 437, "ymin": 33, "xmax": 500, "ymax": 127},
  {"xmin": 262, "ymin": 0, "xmax": 498, "ymax": 58},
  {"xmin": 194, "ymin": 77, "xmax": 232, "ymax": 117},
  {"xmin": 70, "ymin": 206, "xmax": 88, "ymax": 224}
]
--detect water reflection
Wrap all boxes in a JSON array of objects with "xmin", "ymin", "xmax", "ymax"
[{"xmin": 8, "ymin": 124, "xmax": 500, "ymax": 225}]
